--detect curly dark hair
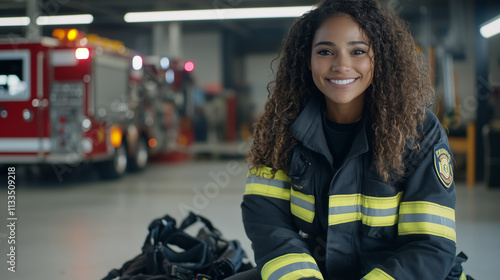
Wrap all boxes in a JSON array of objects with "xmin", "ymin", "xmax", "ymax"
[{"xmin": 248, "ymin": 0, "xmax": 434, "ymax": 182}]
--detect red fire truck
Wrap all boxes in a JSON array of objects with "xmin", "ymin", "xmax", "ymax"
[{"xmin": 0, "ymin": 29, "xmax": 180, "ymax": 180}]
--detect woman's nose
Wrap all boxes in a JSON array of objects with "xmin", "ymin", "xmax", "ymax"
[{"xmin": 332, "ymin": 52, "xmax": 351, "ymax": 72}]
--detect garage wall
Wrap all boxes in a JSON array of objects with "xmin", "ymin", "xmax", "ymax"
[
  {"xmin": 182, "ymin": 31, "xmax": 223, "ymax": 89},
  {"xmin": 489, "ymin": 35, "xmax": 500, "ymax": 87},
  {"xmin": 452, "ymin": 0, "xmax": 477, "ymax": 124},
  {"xmin": 244, "ymin": 53, "xmax": 277, "ymax": 117}
]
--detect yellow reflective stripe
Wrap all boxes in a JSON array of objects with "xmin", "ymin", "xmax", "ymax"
[
  {"xmin": 399, "ymin": 222, "xmax": 456, "ymax": 242},
  {"xmin": 362, "ymin": 268, "xmax": 395, "ymax": 280},
  {"xmin": 363, "ymin": 214, "xmax": 399, "ymax": 227},
  {"xmin": 329, "ymin": 212, "xmax": 361, "ymax": 225},
  {"xmin": 290, "ymin": 188, "xmax": 315, "ymax": 223},
  {"xmin": 328, "ymin": 212, "xmax": 398, "ymax": 226},
  {"xmin": 291, "ymin": 188, "xmax": 315, "ymax": 204},
  {"xmin": 362, "ymin": 192, "xmax": 403, "ymax": 209},
  {"xmin": 328, "ymin": 194, "xmax": 361, "ymax": 225},
  {"xmin": 245, "ymin": 166, "xmax": 291, "ymax": 200},
  {"xmin": 328, "ymin": 192, "xmax": 402, "ymax": 227},
  {"xmin": 329, "ymin": 193, "xmax": 360, "ymax": 207},
  {"xmin": 399, "ymin": 201, "xmax": 455, "ymax": 221},
  {"xmin": 460, "ymin": 272, "xmax": 467, "ymax": 280},
  {"xmin": 248, "ymin": 166, "xmax": 291, "ymax": 182},
  {"xmin": 244, "ymin": 183, "xmax": 290, "ymax": 201},
  {"xmin": 262, "ymin": 253, "xmax": 323, "ymax": 280},
  {"xmin": 399, "ymin": 201, "xmax": 456, "ymax": 243},
  {"xmin": 329, "ymin": 192, "xmax": 402, "ymax": 208}
]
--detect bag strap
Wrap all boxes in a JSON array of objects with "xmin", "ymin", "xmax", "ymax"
[
  {"xmin": 145, "ymin": 215, "xmax": 177, "ymax": 247},
  {"xmin": 102, "ymin": 269, "xmax": 121, "ymax": 280},
  {"xmin": 140, "ymin": 215, "xmax": 179, "ymax": 276},
  {"xmin": 219, "ymin": 240, "xmax": 247, "ymax": 271},
  {"xmin": 179, "ymin": 212, "xmax": 221, "ymax": 238},
  {"xmin": 101, "ymin": 253, "xmax": 149, "ymax": 280},
  {"xmin": 159, "ymin": 233, "xmax": 209, "ymax": 267}
]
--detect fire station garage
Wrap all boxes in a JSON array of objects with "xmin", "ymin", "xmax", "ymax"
[{"xmin": 0, "ymin": 0, "xmax": 500, "ymax": 279}]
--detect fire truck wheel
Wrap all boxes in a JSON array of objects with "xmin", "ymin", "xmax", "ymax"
[
  {"xmin": 96, "ymin": 144, "xmax": 128, "ymax": 179},
  {"xmin": 128, "ymin": 136, "xmax": 149, "ymax": 172}
]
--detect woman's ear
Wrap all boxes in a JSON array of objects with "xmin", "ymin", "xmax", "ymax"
[{"xmin": 307, "ymin": 58, "xmax": 311, "ymax": 70}]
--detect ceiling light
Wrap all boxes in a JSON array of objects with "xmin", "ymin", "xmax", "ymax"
[
  {"xmin": 480, "ymin": 14, "xmax": 500, "ymax": 38},
  {"xmin": 0, "ymin": 17, "xmax": 30, "ymax": 27},
  {"xmin": 36, "ymin": 14, "xmax": 94, "ymax": 26},
  {"xmin": 124, "ymin": 6, "xmax": 315, "ymax": 23}
]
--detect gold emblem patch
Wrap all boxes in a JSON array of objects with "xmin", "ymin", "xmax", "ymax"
[{"xmin": 434, "ymin": 146, "xmax": 453, "ymax": 188}]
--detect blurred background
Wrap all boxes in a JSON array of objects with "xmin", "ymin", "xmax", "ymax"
[{"xmin": 0, "ymin": 0, "xmax": 499, "ymax": 279}]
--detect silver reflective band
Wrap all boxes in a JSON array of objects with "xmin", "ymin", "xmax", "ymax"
[
  {"xmin": 268, "ymin": 262, "xmax": 321, "ymax": 280},
  {"xmin": 399, "ymin": 213, "xmax": 456, "ymax": 230},
  {"xmin": 329, "ymin": 205, "xmax": 398, "ymax": 217},
  {"xmin": 246, "ymin": 174, "xmax": 291, "ymax": 189},
  {"xmin": 291, "ymin": 195, "xmax": 315, "ymax": 212}
]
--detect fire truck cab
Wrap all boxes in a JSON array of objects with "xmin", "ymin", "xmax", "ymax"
[{"xmin": 0, "ymin": 29, "xmax": 171, "ymax": 180}]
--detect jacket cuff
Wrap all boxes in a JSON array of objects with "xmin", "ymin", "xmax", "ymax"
[
  {"xmin": 261, "ymin": 253, "xmax": 324, "ymax": 280},
  {"xmin": 361, "ymin": 268, "xmax": 395, "ymax": 280}
]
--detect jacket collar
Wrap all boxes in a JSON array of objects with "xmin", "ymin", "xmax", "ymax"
[{"xmin": 289, "ymin": 93, "xmax": 370, "ymax": 167}]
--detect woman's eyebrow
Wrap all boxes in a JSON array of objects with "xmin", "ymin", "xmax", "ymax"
[
  {"xmin": 313, "ymin": 41, "xmax": 334, "ymax": 48},
  {"xmin": 313, "ymin": 41, "xmax": 369, "ymax": 48},
  {"xmin": 348, "ymin": 41, "xmax": 369, "ymax": 46}
]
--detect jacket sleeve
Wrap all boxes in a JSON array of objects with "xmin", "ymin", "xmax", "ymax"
[
  {"xmin": 362, "ymin": 114, "xmax": 457, "ymax": 280},
  {"xmin": 242, "ymin": 165, "xmax": 324, "ymax": 280}
]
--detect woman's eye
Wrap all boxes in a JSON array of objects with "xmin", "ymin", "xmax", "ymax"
[
  {"xmin": 352, "ymin": 50, "xmax": 366, "ymax": 55},
  {"xmin": 318, "ymin": 50, "xmax": 332, "ymax": 55}
]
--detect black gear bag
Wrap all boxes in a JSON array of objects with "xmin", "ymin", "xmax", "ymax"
[{"xmin": 102, "ymin": 212, "xmax": 253, "ymax": 280}]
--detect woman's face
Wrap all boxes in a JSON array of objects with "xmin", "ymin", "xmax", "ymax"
[{"xmin": 310, "ymin": 14, "xmax": 374, "ymax": 123}]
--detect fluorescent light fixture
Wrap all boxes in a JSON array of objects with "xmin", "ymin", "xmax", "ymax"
[
  {"xmin": 0, "ymin": 17, "xmax": 30, "ymax": 27},
  {"xmin": 124, "ymin": 6, "xmax": 315, "ymax": 23},
  {"xmin": 36, "ymin": 14, "xmax": 94, "ymax": 26},
  {"xmin": 480, "ymin": 14, "xmax": 500, "ymax": 38}
]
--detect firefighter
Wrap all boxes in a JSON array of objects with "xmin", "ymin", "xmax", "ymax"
[{"xmin": 229, "ymin": 0, "xmax": 468, "ymax": 279}]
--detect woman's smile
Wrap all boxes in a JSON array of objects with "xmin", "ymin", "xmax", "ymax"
[{"xmin": 327, "ymin": 77, "xmax": 359, "ymax": 87}]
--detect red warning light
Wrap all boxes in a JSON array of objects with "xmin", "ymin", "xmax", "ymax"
[{"xmin": 184, "ymin": 61, "xmax": 195, "ymax": 72}]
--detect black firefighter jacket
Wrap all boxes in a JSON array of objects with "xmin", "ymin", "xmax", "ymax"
[{"xmin": 242, "ymin": 94, "xmax": 457, "ymax": 280}]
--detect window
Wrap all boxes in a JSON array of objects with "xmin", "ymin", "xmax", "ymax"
[{"xmin": 0, "ymin": 50, "xmax": 30, "ymax": 101}]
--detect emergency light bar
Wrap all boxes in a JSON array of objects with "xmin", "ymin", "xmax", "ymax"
[
  {"xmin": 124, "ymin": 6, "xmax": 315, "ymax": 23},
  {"xmin": 52, "ymin": 29, "xmax": 127, "ymax": 54},
  {"xmin": 53, "ymin": 28, "xmax": 84, "ymax": 42}
]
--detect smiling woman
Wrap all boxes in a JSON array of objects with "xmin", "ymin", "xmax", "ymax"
[{"xmin": 232, "ymin": 0, "xmax": 473, "ymax": 280}]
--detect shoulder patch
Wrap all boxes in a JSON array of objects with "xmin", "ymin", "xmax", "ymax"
[{"xmin": 434, "ymin": 144, "xmax": 453, "ymax": 188}]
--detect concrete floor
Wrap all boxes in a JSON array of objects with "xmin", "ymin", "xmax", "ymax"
[{"xmin": 0, "ymin": 159, "xmax": 499, "ymax": 280}]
